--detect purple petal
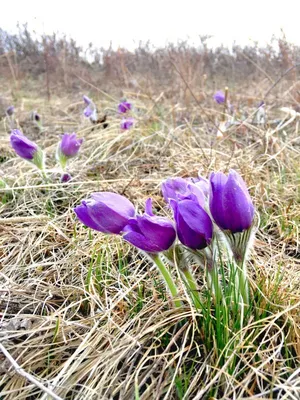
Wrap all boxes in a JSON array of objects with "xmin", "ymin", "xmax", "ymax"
[
  {"xmin": 118, "ymin": 101, "xmax": 132, "ymax": 113},
  {"xmin": 209, "ymin": 170, "xmax": 254, "ymax": 233},
  {"xmin": 74, "ymin": 202, "xmax": 104, "ymax": 231},
  {"xmin": 83, "ymin": 95, "xmax": 92, "ymax": 105},
  {"xmin": 213, "ymin": 91, "xmax": 225, "ymax": 104},
  {"xmin": 145, "ymin": 198, "xmax": 154, "ymax": 216},
  {"xmin": 84, "ymin": 106, "xmax": 93, "ymax": 117},
  {"xmin": 6, "ymin": 105, "xmax": 14, "ymax": 116},
  {"xmin": 90, "ymin": 192, "xmax": 135, "ymax": 220},
  {"xmin": 222, "ymin": 171, "xmax": 254, "ymax": 232},
  {"xmin": 74, "ymin": 192, "xmax": 135, "ymax": 234},
  {"xmin": 120, "ymin": 117, "xmax": 134, "ymax": 130},
  {"xmin": 137, "ymin": 214, "xmax": 176, "ymax": 250},
  {"xmin": 10, "ymin": 130, "xmax": 38, "ymax": 160},
  {"xmin": 175, "ymin": 200, "xmax": 213, "ymax": 249},
  {"xmin": 60, "ymin": 133, "xmax": 83, "ymax": 157}
]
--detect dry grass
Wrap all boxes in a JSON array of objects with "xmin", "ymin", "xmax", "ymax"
[{"xmin": 0, "ymin": 76, "xmax": 300, "ymax": 399}]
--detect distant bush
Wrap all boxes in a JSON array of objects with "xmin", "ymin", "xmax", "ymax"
[{"xmin": 0, "ymin": 24, "xmax": 299, "ymax": 100}]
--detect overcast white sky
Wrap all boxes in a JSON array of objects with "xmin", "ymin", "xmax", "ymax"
[{"xmin": 1, "ymin": 0, "xmax": 299, "ymax": 50}]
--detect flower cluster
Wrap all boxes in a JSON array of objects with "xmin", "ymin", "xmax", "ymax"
[
  {"xmin": 83, "ymin": 95, "xmax": 98, "ymax": 123},
  {"xmin": 10, "ymin": 128, "xmax": 83, "ymax": 182},
  {"xmin": 74, "ymin": 170, "xmax": 256, "ymax": 309},
  {"xmin": 118, "ymin": 100, "xmax": 134, "ymax": 130}
]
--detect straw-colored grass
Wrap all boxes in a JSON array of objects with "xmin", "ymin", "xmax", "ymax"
[{"xmin": 0, "ymin": 79, "xmax": 300, "ymax": 400}]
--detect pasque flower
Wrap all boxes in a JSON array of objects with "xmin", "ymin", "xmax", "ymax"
[
  {"xmin": 83, "ymin": 95, "xmax": 97, "ymax": 122},
  {"xmin": 74, "ymin": 192, "xmax": 135, "ymax": 234},
  {"xmin": 209, "ymin": 170, "xmax": 254, "ymax": 233},
  {"xmin": 162, "ymin": 177, "xmax": 206, "ymax": 206},
  {"xmin": 10, "ymin": 129, "xmax": 38, "ymax": 160},
  {"xmin": 10, "ymin": 129, "xmax": 44, "ymax": 169},
  {"xmin": 6, "ymin": 105, "xmax": 14, "ymax": 116},
  {"xmin": 118, "ymin": 101, "xmax": 132, "ymax": 114},
  {"xmin": 171, "ymin": 199, "xmax": 213, "ymax": 250},
  {"xmin": 57, "ymin": 133, "xmax": 83, "ymax": 168},
  {"xmin": 213, "ymin": 91, "xmax": 225, "ymax": 104},
  {"xmin": 123, "ymin": 198, "xmax": 176, "ymax": 253},
  {"xmin": 120, "ymin": 117, "xmax": 134, "ymax": 130},
  {"xmin": 61, "ymin": 172, "xmax": 72, "ymax": 183},
  {"xmin": 59, "ymin": 133, "xmax": 83, "ymax": 157},
  {"xmin": 83, "ymin": 95, "xmax": 92, "ymax": 105}
]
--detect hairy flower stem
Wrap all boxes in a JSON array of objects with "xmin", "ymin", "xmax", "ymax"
[
  {"xmin": 180, "ymin": 267, "xmax": 202, "ymax": 308},
  {"xmin": 151, "ymin": 254, "xmax": 181, "ymax": 308},
  {"xmin": 236, "ymin": 258, "xmax": 249, "ymax": 310},
  {"xmin": 223, "ymin": 86, "xmax": 229, "ymax": 121},
  {"xmin": 40, "ymin": 169, "xmax": 50, "ymax": 183},
  {"xmin": 225, "ymin": 229, "xmax": 253, "ymax": 310},
  {"xmin": 206, "ymin": 266, "xmax": 223, "ymax": 304}
]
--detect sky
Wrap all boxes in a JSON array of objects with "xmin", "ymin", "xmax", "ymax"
[{"xmin": 0, "ymin": 0, "xmax": 299, "ymax": 51}]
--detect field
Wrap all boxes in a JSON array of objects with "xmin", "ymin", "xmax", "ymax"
[{"xmin": 0, "ymin": 31, "xmax": 300, "ymax": 399}]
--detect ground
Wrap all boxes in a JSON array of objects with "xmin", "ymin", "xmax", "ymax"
[{"xmin": 0, "ymin": 76, "xmax": 300, "ymax": 399}]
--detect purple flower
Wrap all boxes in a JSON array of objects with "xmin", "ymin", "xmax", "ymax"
[
  {"xmin": 194, "ymin": 176, "xmax": 210, "ymax": 198},
  {"xmin": 118, "ymin": 101, "xmax": 132, "ymax": 114},
  {"xmin": 83, "ymin": 95, "xmax": 92, "ymax": 105},
  {"xmin": 162, "ymin": 177, "xmax": 206, "ymax": 206},
  {"xmin": 74, "ymin": 192, "xmax": 135, "ymax": 234},
  {"xmin": 209, "ymin": 170, "xmax": 255, "ymax": 233},
  {"xmin": 213, "ymin": 91, "xmax": 225, "ymax": 104},
  {"xmin": 83, "ymin": 96, "xmax": 97, "ymax": 122},
  {"xmin": 6, "ymin": 106, "xmax": 14, "ymax": 116},
  {"xmin": 10, "ymin": 129, "xmax": 38, "ymax": 160},
  {"xmin": 84, "ymin": 106, "xmax": 93, "ymax": 117},
  {"xmin": 59, "ymin": 133, "xmax": 83, "ymax": 158},
  {"xmin": 31, "ymin": 111, "xmax": 41, "ymax": 122},
  {"xmin": 120, "ymin": 117, "xmax": 134, "ymax": 130},
  {"xmin": 61, "ymin": 172, "xmax": 72, "ymax": 183},
  {"xmin": 171, "ymin": 199, "xmax": 213, "ymax": 250},
  {"xmin": 123, "ymin": 198, "xmax": 176, "ymax": 253}
]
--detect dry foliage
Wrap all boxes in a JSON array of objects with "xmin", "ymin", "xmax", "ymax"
[{"xmin": 0, "ymin": 31, "xmax": 300, "ymax": 399}]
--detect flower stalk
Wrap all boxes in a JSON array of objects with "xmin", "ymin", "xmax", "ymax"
[
  {"xmin": 150, "ymin": 253, "xmax": 181, "ymax": 308},
  {"xmin": 180, "ymin": 266, "xmax": 201, "ymax": 308}
]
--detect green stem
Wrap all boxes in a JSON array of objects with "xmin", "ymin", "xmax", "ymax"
[
  {"xmin": 180, "ymin": 267, "xmax": 202, "ymax": 308},
  {"xmin": 151, "ymin": 254, "xmax": 181, "ymax": 308},
  {"xmin": 40, "ymin": 170, "xmax": 50, "ymax": 183},
  {"xmin": 223, "ymin": 86, "xmax": 229, "ymax": 122},
  {"xmin": 206, "ymin": 266, "xmax": 223, "ymax": 304},
  {"xmin": 236, "ymin": 259, "xmax": 249, "ymax": 310}
]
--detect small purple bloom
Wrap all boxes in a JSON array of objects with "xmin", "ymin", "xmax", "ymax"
[
  {"xmin": 171, "ymin": 199, "xmax": 213, "ymax": 250},
  {"xmin": 6, "ymin": 106, "xmax": 14, "ymax": 116},
  {"xmin": 83, "ymin": 95, "xmax": 92, "ymax": 105},
  {"xmin": 118, "ymin": 101, "xmax": 132, "ymax": 114},
  {"xmin": 31, "ymin": 111, "xmax": 41, "ymax": 122},
  {"xmin": 209, "ymin": 170, "xmax": 255, "ymax": 233},
  {"xmin": 74, "ymin": 192, "xmax": 135, "ymax": 234},
  {"xmin": 10, "ymin": 129, "xmax": 38, "ymax": 160},
  {"xmin": 213, "ymin": 91, "xmax": 225, "ymax": 104},
  {"xmin": 59, "ymin": 133, "xmax": 83, "ymax": 158},
  {"xmin": 123, "ymin": 198, "xmax": 176, "ymax": 253},
  {"xmin": 120, "ymin": 117, "xmax": 134, "ymax": 130},
  {"xmin": 195, "ymin": 176, "xmax": 210, "ymax": 198},
  {"xmin": 61, "ymin": 172, "xmax": 72, "ymax": 183},
  {"xmin": 84, "ymin": 106, "xmax": 93, "ymax": 118},
  {"xmin": 162, "ymin": 177, "xmax": 206, "ymax": 206}
]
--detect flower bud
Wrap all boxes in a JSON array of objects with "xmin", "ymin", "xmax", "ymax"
[
  {"xmin": 209, "ymin": 170, "xmax": 255, "ymax": 233},
  {"xmin": 123, "ymin": 198, "xmax": 176, "ymax": 253},
  {"xmin": 74, "ymin": 192, "xmax": 135, "ymax": 234},
  {"xmin": 171, "ymin": 199, "xmax": 213, "ymax": 250}
]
